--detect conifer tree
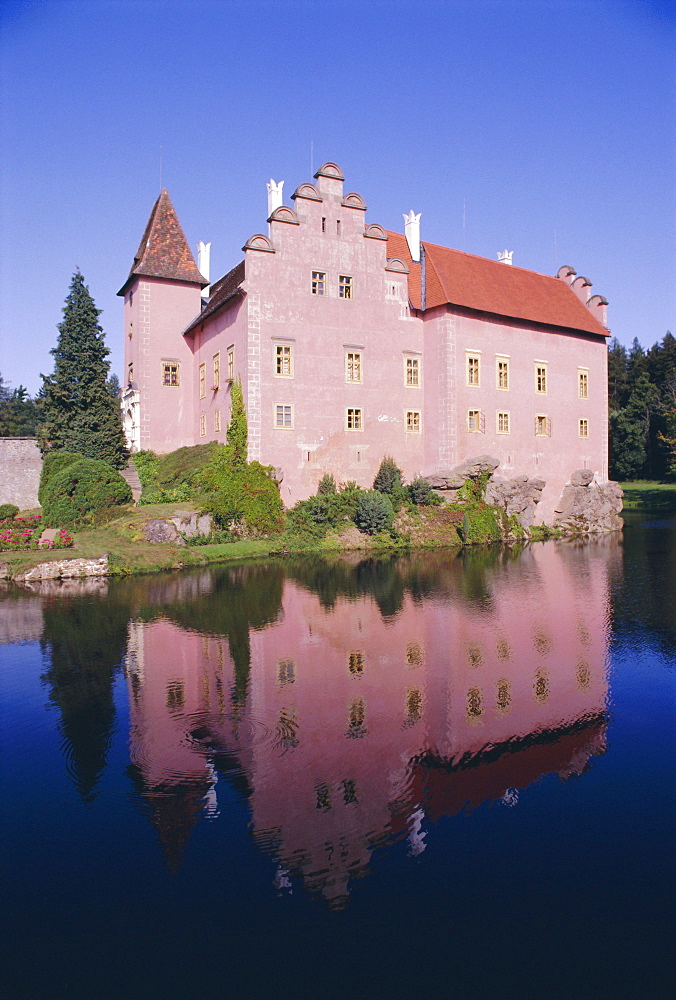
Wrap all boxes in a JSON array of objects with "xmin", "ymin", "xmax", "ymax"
[{"xmin": 38, "ymin": 272, "xmax": 128, "ymax": 468}]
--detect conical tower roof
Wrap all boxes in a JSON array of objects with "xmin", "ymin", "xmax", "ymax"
[{"xmin": 118, "ymin": 189, "xmax": 207, "ymax": 294}]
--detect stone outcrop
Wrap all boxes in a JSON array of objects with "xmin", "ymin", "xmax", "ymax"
[
  {"xmin": 553, "ymin": 474, "xmax": 623, "ymax": 533},
  {"xmin": 486, "ymin": 475, "xmax": 547, "ymax": 530},
  {"xmin": 9, "ymin": 555, "xmax": 109, "ymax": 583},
  {"xmin": 142, "ymin": 511, "xmax": 213, "ymax": 544},
  {"xmin": 428, "ymin": 457, "xmax": 623, "ymax": 535}
]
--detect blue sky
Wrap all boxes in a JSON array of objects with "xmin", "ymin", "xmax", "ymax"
[{"xmin": 1, "ymin": 0, "xmax": 674, "ymax": 395}]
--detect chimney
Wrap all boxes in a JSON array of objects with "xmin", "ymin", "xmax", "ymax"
[
  {"xmin": 267, "ymin": 179, "xmax": 284, "ymax": 217},
  {"xmin": 497, "ymin": 249, "xmax": 513, "ymax": 265},
  {"xmin": 403, "ymin": 211, "xmax": 421, "ymax": 263},
  {"xmin": 197, "ymin": 241, "xmax": 211, "ymax": 300}
]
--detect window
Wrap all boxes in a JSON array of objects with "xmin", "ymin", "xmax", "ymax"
[
  {"xmin": 199, "ymin": 413, "xmax": 206, "ymax": 437},
  {"xmin": 162, "ymin": 361, "xmax": 180, "ymax": 386},
  {"xmin": 345, "ymin": 351, "xmax": 362, "ymax": 382},
  {"xmin": 467, "ymin": 687, "xmax": 483, "ymax": 720},
  {"xmin": 227, "ymin": 348, "xmax": 234, "ymax": 381},
  {"xmin": 535, "ymin": 363, "xmax": 548, "ymax": 394},
  {"xmin": 578, "ymin": 369, "xmax": 589, "ymax": 398},
  {"xmin": 407, "ymin": 642, "xmax": 423, "ymax": 667},
  {"xmin": 277, "ymin": 658, "xmax": 296, "ymax": 686},
  {"xmin": 339, "ymin": 275, "xmax": 352, "ymax": 299},
  {"xmin": 316, "ymin": 782, "xmax": 331, "ymax": 810},
  {"xmin": 342, "ymin": 779, "xmax": 358, "ymax": 805},
  {"xmin": 496, "ymin": 679, "xmax": 511, "ymax": 712},
  {"xmin": 406, "ymin": 410, "xmax": 421, "ymax": 433},
  {"xmin": 347, "ymin": 697, "xmax": 366, "ymax": 738},
  {"xmin": 199, "ymin": 363, "xmax": 206, "ymax": 398},
  {"xmin": 467, "ymin": 409, "xmax": 483, "ymax": 432},
  {"xmin": 214, "ymin": 409, "xmax": 221, "ymax": 433},
  {"xmin": 496, "ymin": 357, "xmax": 509, "ymax": 390},
  {"xmin": 166, "ymin": 680, "xmax": 185, "ymax": 711},
  {"xmin": 497, "ymin": 411, "xmax": 510, "ymax": 434},
  {"xmin": 348, "ymin": 651, "xmax": 364, "ymax": 675},
  {"xmin": 405, "ymin": 687, "xmax": 423, "ymax": 726},
  {"xmin": 467, "ymin": 354, "xmax": 480, "ymax": 386},
  {"xmin": 311, "ymin": 270, "xmax": 325, "ymax": 295},
  {"xmin": 212, "ymin": 353, "xmax": 220, "ymax": 390},
  {"xmin": 275, "ymin": 404, "xmax": 293, "ymax": 429},
  {"xmin": 336, "ymin": 220, "xmax": 341, "ymax": 235},
  {"xmin": 406, "ymin": 357, "xmax": 420, "ymax": 386},
  {"xmin": 536, "ymin": 414, "xmax": 550, "ymax": 436},
  {"xmin": 275, "ymin": 344, "xmax": 293, "ymax": 377},
  {"xmin": 346, "ymin": 407, "xmax": 363, "ymax": 431},
  {"xmin": 321, "ymin": 216, "xmax": 326, "ymax": 233},
  {"xmin": 127, "ymin": 362, "xmax": 134, "ymax": 384},
  {"xmin": 579, "ymin": 418, "xmax": 589, "ymax": 438}
]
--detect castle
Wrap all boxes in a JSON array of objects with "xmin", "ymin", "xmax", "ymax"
[{"xmin": 119, "ymin": 161, "xmax": 609, "ymax": 522}]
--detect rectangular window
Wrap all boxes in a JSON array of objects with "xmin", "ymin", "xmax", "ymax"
[
  {"xmin": 535, "ymin": 364, "xmax": 548, "ymax": 394},
  {"xmin": 214, "ymin": 409, "xmax": 221, "ymax": 433},
  {"xmin": 467, "ymin": 354, "xmax": 480, "ymax": 387},
  {"xmin": 578, "ymin": 369, "xmax": 589, "ymax": 398},
  {"xmin": 496, "ymin": 357, "xmax": 509, "ymax": 390},
  {"xmin": 275, "ymin": 344, "xmax": 293, "ymax": 377},
  {"xmin": 579, "ymin": 418, "xmax": 589, "ymax": 438},
  {"xmin": 467, "ymin": 409, "xmax": 483, "ymax": 432},
  {"xmin": 275, "ymin": 404, "xmax": 293, "ymax": 429},
  {"xmin": 227, "ymin": 348, "xmax": 234, "ymax": 381},
  {"xmin": 339, "ymin": 275, "xmax": 352, "ymax": 299},
  {"xmin": 199, "ymin": 363, "xmax": 206, "ymax": 399},
  {"xmin": 199, "ymin": 413, "xmax": 206, "ymax": 437},
  {"xmin": 311, "ymin": 270, "xmax": 325, "ymax": 295},
  {"xmin": 345, "ymin": 351, "xmax": 362, "ymax": 383},
  {"xmin": 346, "ymin": 407, "xmax": 363, "ymax": 431},
  {"xmin": 212, "ymin": 353, "xmax": 220, "ymax": 390},
  {"xmin": 162, "ymin": 361, "xmax": 180, "ymax": 386},
  {"xmin": 127, "ymin": 362, "xmax": 134, "ymax": 383},
  {"xmin": 535, "ymin": 414, "xmax": 550, "ymax": 436},
  {"xmin": 406, "ymin": 357, "xmax": 420, "ymax": 386},
  {"xmin": 406, "ymin": 410, "xmax": 421, "ymax": 433},
  {"xmin": 497, "ymin": 411, "xmax": 510, "ymax": 434}
]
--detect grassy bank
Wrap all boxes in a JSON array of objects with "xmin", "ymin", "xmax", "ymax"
[{"xmin": 620, "ymin": 481, "xmax": 676, "ymax": 511}]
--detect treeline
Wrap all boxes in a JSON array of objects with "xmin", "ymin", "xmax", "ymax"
[
  {"xmin": 0, "ymin": 375, "xmax": 40, "ymax": 437},
  {"xmin": 609, "ymin": 333, "xmax": 676, "ymax": 481}
]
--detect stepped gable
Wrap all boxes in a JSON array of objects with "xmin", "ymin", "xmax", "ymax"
[
  {"xmin": 183, "ymin": 260, "xmax": 245, "ymax": 336},
  {"xmin": 386, "ymin": 231, "xmax": 608, "ymax": 338},
  {"xmin": 118, "ymin": 189, "xmax": 207, "ymax": 295}
]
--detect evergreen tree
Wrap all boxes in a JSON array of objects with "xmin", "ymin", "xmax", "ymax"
[
  {"xmin": 38, "ymin": 272, "xmax": 128, "ymax": 468},
  {"xmin": 226, "ymin": 377, "xmax": 248, "ymax": 466},
  {"xmin": 0, "ymin": 374, "xmax": 40, "ymax": 437}
]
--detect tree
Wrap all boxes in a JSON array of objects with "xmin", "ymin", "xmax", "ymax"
[
  {"xmin": 226, "ymin": 377, "xmax": 248, "ymax": 466},
  {"xmin": 38, "ymin": 272, "xmax": 128, "ymax": 468},
  {"xmin": 0, "ymin": 374, "xmax": 40, "ymax": 437}
]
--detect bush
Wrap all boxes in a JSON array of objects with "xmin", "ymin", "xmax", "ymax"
[
  {"xmin": 317, "ymin": 472, "xmax": 337, "ymax": 494},
  {"xmin": 132, "ymin": 450, "xmax": 160, "ymax": 489},
  {"xmin": 41, "ymin": 458, "xmax": 132, "ymax": 528},
  {"xmin": 355, "ymin": 490, "xmax": 394, "ymax": 535},
  {"xmin": 38, "ymin": 450, "xmax": 84, "ymax": 505},
  {"xmin": 373, "ymin": 456, "xmax": 403, "ymax": 495},
  {"xmin": 0, "ymin": 504, "xmax": 19, "ymax": 520},
  {"xmin": 201, "ymin": 462, "xmax": 284, "ymax": 537},
  {"xmin": 155, "ymin": 442, "xmax": 221, "ymax": 490},
  {"xmin": 407, "ymin": 476, "xmax": 434, "ymax": 505}
]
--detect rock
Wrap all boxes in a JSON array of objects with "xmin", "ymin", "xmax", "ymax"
[
  {"xmin": 39, "ymin": 529, "xmax": 61, "ymax": 547},
  {"xmin": 169, "ymin": 511, "xmax": 213, "ymax": 539},
  {"xmin": 553, "ymin": 479, "xmax": 623, "ymax": 533},
  {"xmin": 570, "ymin": 469, "xmax": 594, "ymax": 487},
  {"xmin": 15, "ymin": 556, "xmax": 109, "ymax": 582},
  {"xmin": 143, "ymin": 519, "xmax": 185, "ymax": 544}
]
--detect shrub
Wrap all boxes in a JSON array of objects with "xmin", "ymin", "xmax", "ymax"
[
  {"xmin": 38, "ymin": 450, "xmax": 84, "ymax": 505},
  {"xmin": 41, "ymin": 458, "xmax": 132, "ymax": 528},
  {"xmin": 407, "ymin": 476, "xmax": 434, "ymax": 505},
  {"xmin": 155, "ymin": 442, "xmax": 221, "ymax": 490},
  {"xmin": 317, "ymin": 472, "xmax": 337, "ymax": 494},
  {"xmin": 132, "ymin": 450, "xmax": 160, "ymax": 489},
  {"xmin": 201, "ymin": 462, "xmax": 284, "ymax": 537},
  {"xmin": 0, "ymin": 504, "xmax": 19, "ymax": 520},
  {"xmin": 355, "ymin": 490, "xmax": 394, "ymax": 535},
  {"xmin": 373, "ymin": 456, "xmax": 403, "ymax": 495}
]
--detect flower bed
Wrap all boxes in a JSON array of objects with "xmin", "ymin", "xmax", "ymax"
[{"xmin": 0, "ymin": 515, "xmax": 74, "ymax": 552}]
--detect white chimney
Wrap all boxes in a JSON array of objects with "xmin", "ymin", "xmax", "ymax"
[
  {"xmin": 403, "ymin": 210, "xmax": 421, "ymax": 263},
  {"xmin": 497, "ymin": 249, "xmax": 513, "ymax": 265},
  {"xmin": 267, "ymin": 179, "xmax": 284, "ymax": 217},
  {"xmin": 198, "ymin": 241, "xmax": 211, "ymax": 299}
]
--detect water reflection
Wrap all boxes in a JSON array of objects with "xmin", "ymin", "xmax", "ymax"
[{"xmin": 100, "ymin": 539, "xmax": 615, "ymax": 907}]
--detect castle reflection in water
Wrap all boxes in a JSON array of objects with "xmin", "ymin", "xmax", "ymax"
[{"xmin": 120, "ymin": 539, "xmax": 613, "ymax": 908}]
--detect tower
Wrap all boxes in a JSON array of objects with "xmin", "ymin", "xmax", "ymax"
[{"xmin": 117, "ymin": 190, "xmax": 207, "ymax": 453}]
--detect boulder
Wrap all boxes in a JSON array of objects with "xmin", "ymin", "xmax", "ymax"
[{"xmin": 143, "ymin": 519, "xmax": 185, "ymax": 545}]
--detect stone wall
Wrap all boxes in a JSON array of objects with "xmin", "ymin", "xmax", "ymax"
[{"xmin": 0, "ymin": 438, "xmax": 42, "ymax": 509}]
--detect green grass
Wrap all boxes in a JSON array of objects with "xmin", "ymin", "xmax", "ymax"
[{"xmin": 620, "ymin": 481, "xmax": 676, "ymax": 511}]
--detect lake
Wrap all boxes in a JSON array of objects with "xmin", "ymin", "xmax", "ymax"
[{"xmin": 1, "ymin": 514, "xmax": 674, "ymax": 999}]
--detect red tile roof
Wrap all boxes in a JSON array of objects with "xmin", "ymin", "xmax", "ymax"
[
  {"xmin": 118, "ymin": 189, "xmax": 207, "ymax": 294},
  {"xmin": 182, "ymin": 260, "xmax": 245, "ymax": 337},
  {"xmin": 386, "ymin": 231, "xmax": 608, "ymax": 337}
]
